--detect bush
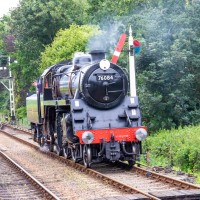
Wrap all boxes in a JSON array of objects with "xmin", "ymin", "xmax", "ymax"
[
  {"xmin": 16, "ymin": 106, "xmax": 27, "ymax": 120},
  {"xmin": 144, "ymin": 125, "xmax": 200, "ymax": 173}
]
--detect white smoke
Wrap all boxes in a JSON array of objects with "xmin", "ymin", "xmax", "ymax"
[{"xmin": 87, "ymin": 20, "xmax": 126, "ymax": 55}]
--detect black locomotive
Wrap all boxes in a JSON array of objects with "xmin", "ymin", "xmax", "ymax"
[{"xmin": 26, "ymin": 50, "xmax": 147, "ymax": 167}]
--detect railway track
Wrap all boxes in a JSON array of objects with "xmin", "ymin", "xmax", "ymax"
[
  {"xmin": 0, "ymin": 124, "xmax": 135, "ymax": 199},
  {"xmin": 93, "ymin": 163, "xmax": 200, "ymax": 199},
  {"xmin": 1, "ymin": 123, "xmax": 200, "ymax": 200},
  {"xmin": 0, "ymin": 149, "xmax": 59, "ymax": 199}
]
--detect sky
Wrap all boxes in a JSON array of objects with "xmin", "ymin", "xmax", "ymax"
[{"xmin": 0, "ymin": 0, "xmax": 19, "ymax": 17}]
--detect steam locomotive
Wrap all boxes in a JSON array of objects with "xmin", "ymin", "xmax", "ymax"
[{"xmin": 26, "ymin": 50, "xmax": 147, "ymax": 167}]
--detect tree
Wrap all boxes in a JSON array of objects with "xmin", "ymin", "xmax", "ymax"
[
  {"xmin": 40, "ymin": 24, "xmax": 99, "ymax": 70},
  {"xmin": 0, "ymin": 16, "xmax": 13, "ymax": 115},
  {"xmin": 86, "ymin": 0, "xmax": 149, "ymax": 24},
  {"xmin": 8, "ymin": 0, "xmax": 89, "ymax": 107},
  {"xmin": 134, "ymin": 1, "xmax": 200, "ymax": 131},
  {"xmin": 0, "ymin": 16, "xmax": 14, "ymax": 54},
  {"xmin": 11, "ymin": 0, "xmax": 88, "ymax": 45},
  {"xmin": 0, "ymin": 20, "xmax": 5, "ymax": 53}
]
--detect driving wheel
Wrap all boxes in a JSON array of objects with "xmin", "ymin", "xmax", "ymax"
[
  {"xmin": 72, "ymin": 145, "xmax": 80, "ymax": 163},
  {"xmin": 63, "ymin": 143, "xmax": 71, "ymax": 159},
  {"xmin": 83, "ymin": 144, "xmax": 92, "ymax": 168},
  {"xmin": 128, "ymin": 143, "xmax": 140, "ymax": 167},
  {"xmin": 55, "ymin": 138, "xmax": 63, "ymax": 156}
]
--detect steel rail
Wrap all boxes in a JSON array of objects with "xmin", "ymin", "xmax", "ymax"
[
  {"xmin": 133, "ymin": 166, "xmax": 200, "ymax": 190},
  {"xmin": 0, "ymin": 150, "xmax": 60, "ymax": 200}
]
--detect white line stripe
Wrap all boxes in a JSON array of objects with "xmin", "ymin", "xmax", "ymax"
[{"xmin": 114, "ymin": 51, "xmax": 120, "ymax": 57}]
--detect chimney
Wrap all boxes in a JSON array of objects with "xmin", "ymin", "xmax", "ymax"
[{"xmin": 89, "ymin": 50, "xmax": 106, "ymax": 62}]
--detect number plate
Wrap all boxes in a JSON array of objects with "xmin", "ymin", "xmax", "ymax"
[{"xmin": 96, "ymin": 74, "xmax": 114, "ymax": 81}]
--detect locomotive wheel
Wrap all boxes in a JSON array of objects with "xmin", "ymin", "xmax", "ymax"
[
  {"xmin": 46, "ymin": 121, "xmax": 54, "ymax": 152},
  {"xmin": 48, "ymin": 135, "xmax": 54, "ymax": 152},
  {"xmin": 128, "ymin": 159, "xmax": 136, "ymax": 167},
  {"xmin": 63, "ymin": 144, "xmax": 71, "ymax": 159},
  {"xmin": 83, "ymin": 144, "xmax": 92, "ymax": 168},
  {"xmin": 55, "ymin": 138, "xmax": 63, "ymax": 156},
  {"xmin": 55, "ymin": 113, "xmax": 64, "ymax": 156},
  {"xmin": 128, "ymin": 143, "xmax": 140, "ymax": 167},
  {"xmin": 33, "ymin": 128, "xmax": 37, "ymax": 142},
  {"xmin": 38, "ymin": 136, "xmax": 45, "ymax": 147},
  {"xmin": 36, "ymin": 125, "xmax": 45, "ymax": 147},
  {"xmin": 134, "ymin": 143, "xmax": 141, "ymax": 162},
  {"xmin": 71, "ymin": 146, "xmax": 80, "ymax": 163}
]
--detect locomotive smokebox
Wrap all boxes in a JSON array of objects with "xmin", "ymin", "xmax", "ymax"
[{"xmin": 89, "ymin": 50, "xmax": 106, "ymax": 62}]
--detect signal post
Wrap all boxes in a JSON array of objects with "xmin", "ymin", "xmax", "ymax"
[
  {"xmin": 128, "ymin": 26, "xmax": 137, "ymax": 97},
  {"xmin": 111, "ymin": 26, "xmax": 141, "ymax": 97},
  {"xmin": 0, "ymin": 55, "xmax": 16, "ymax": 123}
]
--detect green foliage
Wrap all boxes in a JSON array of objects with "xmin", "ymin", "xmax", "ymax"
[
  {"xmin": 16, "ymin": 106, "xmax": 29, "ymax": 128},
  {"xmin": 11, "ymin": 0, "xmax": 88, "ymax": 45},
  {"xmin": 144, "ymin": 125, "xmax": 200, "ymax": 172},
  {"xmin": 16, "ymin": 106, "xmax": 27, "ymax": 119},
  {"xmin": 87, "ymin": 0, "xmax": 149, "ymax": 24},
  {"xmin": 134, "ymin": 1, "xmax": 200, "ymax": 131},
  {"xmin": 0, "ymin": 21, "xmax": 5, "ymax": 52},
  {"xmin": 0, "ymin": 89, "xmax": 9, "ymax": 113},
  {"xmin": 0, "ymin": 16, "xmax": 12, "ymax": 54},
  {"xmin": 0, "ymin": 18, "xmax": 10, "ymax": 115},
  {"xmin": 8, "ymin": 0, "xmax": 89, "ymax": 108},
  {"xmin": 40, "ymin": 24, "xmax": 99, "ymax": 70}
]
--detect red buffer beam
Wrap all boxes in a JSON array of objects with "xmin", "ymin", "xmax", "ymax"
[{"xmin": 111, "ymin": 33, "xmax": 127, "ymax": 64}]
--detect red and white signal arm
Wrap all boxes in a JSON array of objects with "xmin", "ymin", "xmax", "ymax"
[{"xmin": 111, "ymin": 33, "xmax": 127, "ymax": 64}]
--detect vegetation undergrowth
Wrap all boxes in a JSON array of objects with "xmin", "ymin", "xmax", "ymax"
[
  {"xmin": 16, "ymin": 106, "xmax": 29, "ymax": 128},
  {"xmin": 142, "ymin": 125, "xmax": 200, "ymax": 183}
]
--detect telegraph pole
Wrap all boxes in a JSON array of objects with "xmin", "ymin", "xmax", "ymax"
[{"xmin": 0, "ymin": 55, "xmax": 16, "ymax": 123}]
